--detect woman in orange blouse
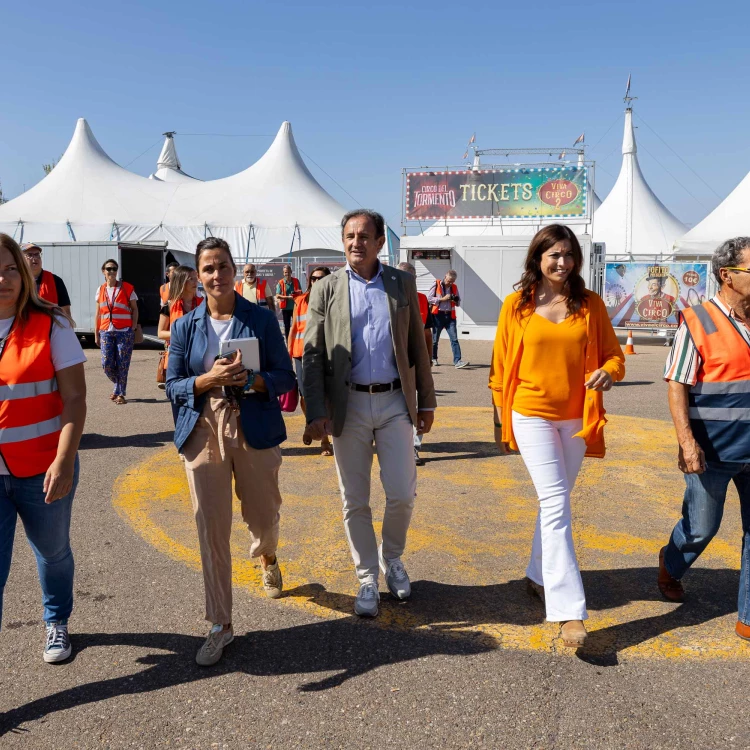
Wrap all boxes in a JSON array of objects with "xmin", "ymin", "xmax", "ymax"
[{"xmin": 489, "ymin": 224, "xmax": 625, "ymax": 649}]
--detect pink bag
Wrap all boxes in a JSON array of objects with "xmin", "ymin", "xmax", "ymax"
[{"xmin": 279, "ymin": 384, "xmax": 299, "ymax": 413}]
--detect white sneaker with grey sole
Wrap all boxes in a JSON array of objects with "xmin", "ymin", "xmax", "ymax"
[
  {"xmin": 354, "ymin": 581, "xmax": 380, "ymax": 617},
  {"xmin": 378, "ymin": 544, "xmax": 411, "ymax": 600},
  {"xmin": 196, "ymin": 624, "xmax": 234, "ymax": 666},
  {"xmin": 455, "ymin": 360, "xmax": 469, "ymax": 369}
]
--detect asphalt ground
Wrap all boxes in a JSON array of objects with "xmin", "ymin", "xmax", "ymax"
[{"xmin": 1, "ymin": 336, "xmax": 749, "ymax": 749}]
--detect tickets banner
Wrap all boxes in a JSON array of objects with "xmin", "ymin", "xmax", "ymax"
[
  {"xmin": 604, "ymin": 262, "xmax": 709, "ymax": 328},
  {"xmin": 405, "ymin": 167, "xmax": 588, "ymax": 220}
]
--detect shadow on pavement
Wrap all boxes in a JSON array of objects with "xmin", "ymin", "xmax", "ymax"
[
  {"xmin": 422, "ymin": 440, "xmax": 498, "ymax": 462},
  {"xmin": 613, "ymin": 380, "xmax": 655, "ymax": 387},
  {"xmin": 79, "ymin": 432, "xmax": 174, "ymax": 450}
]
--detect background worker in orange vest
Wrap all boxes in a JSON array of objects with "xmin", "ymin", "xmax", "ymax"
[
  {"xmin": 235, "ymin": 263, "xmax": 276, "ymax": 311},
  {"xmin": 160, "ymin": 262, "xmax": 179, "ymax": 304},
  {"xmin": 94, "ymin": 258, "xmax": 139, "ymax": 405},
  {"xmin": 427, "ymin": 269, "xmax": 469, "ymax": 369},
  {"xmin": 0, "ymin": 233, "xmax": 87, "ymax": 664},
  {"xmin": 660, "ymin": 237, "xmax": 750, "ymax": 642},
  {"xmin": 21, "ymin": 242, "xmax": 72, "ymax": 319},
  {"xmin": 288, "ymin": 266, "xmax": 332, "ymax": 455},
  {"xmin": 276, "ymin": 264, "xmax": 301, "ymax": 339},
  {"xmin": 398, "ymin": 262, "xmax": 434, "ymax": 465}
]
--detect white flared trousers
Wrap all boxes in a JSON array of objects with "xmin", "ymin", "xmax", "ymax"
[{"xmin": 511, "ymin": 411, "xmax": 588, "ymax": 622}]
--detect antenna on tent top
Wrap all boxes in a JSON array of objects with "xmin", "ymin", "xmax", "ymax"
[
  {"xmin": 162, "ymin": 131, "xmax": 177, "ymax": 139},
  {"xmin": 623, "ymin": 73, "xmax": 637, "ymax": 108}
]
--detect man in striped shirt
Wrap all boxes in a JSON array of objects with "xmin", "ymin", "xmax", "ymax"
[{"xmin": 660, "ymin": 237, "xmax": 750, "ymax": 643}]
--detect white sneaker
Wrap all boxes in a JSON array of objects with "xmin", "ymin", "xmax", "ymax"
[
  {"xmin": 43, "ymin": 622, "xmax": 72, "ymax": 663},
  {"xmin": 195, "ymin": 624, "xmax": 234, "ymax": 666},
  {"xmin": 431, "ymin": 359, "xmax": 438, "ymax": 366},
  {"xmin": 354, "ymin": 581, "xmax": 380, "ymax": 617},
  {"xmin": 378, "ymin": 544, "xmax": 411, "ymax": 600},
  {"xmin": 455, "ymin": 360, "xmax": 469, "ymax": 369}
]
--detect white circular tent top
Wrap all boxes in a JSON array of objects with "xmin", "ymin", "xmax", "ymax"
[
  {"xmin": 0, "ymin": 118, "xmax": 350, "ymax": 258},
  {"xmin": 593, "ymin": 108, "xmax": 686, "ymax": 257}
]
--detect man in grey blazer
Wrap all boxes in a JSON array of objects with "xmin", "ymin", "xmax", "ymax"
[{"xmin": 303, "ymin": 209, "xmax": 437, "ymax": 617}]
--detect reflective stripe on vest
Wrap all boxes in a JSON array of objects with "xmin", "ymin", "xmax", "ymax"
[
  {"xmin": 682, "ymin": 300, "xmax": 750, "ymax": 462},
  {"xmin": 430, "ymin": 280, "xmax": 457, "ymax": 319},
  {"xmin": 98, "ymin": 283, "xmax": 134, "ymax": 330},
  {"xmin": 0, "ymin": 310, "xmax": 63, "ymax": 477},
  {"xmin": 38, "ymin": 270, "xmax": 59, "ymax": 305}
]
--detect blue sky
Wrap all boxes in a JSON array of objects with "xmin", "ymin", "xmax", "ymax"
[{"xmin": 2, "ymin": 0, "xmax": 748, "ymax": 229}]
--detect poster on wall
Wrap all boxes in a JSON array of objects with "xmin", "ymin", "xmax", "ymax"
[
  {"xmin": 604, "ymin": 262, "xmax": 709, "ymax": 328},
  {"xmin": 405, "ymin": 167, "xmax": 588, "ymax": 221}
]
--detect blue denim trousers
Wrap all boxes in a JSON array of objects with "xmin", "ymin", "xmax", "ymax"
[
  {"xmin": 664, "ymin": 460, "xmax": 750, "ymax": 625},
  {"xmin": 0, "ymin": 457, "xmax": 79, "ymax": 629},
  {"xmin": 432, "ymin": 312, "xmax": 462, "ymax": 364}
]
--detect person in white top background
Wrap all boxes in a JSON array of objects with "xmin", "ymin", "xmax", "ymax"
[
  {"xmin": 94, "ymin": 259, "xmax": 139, "ymax": 405},
  {"xmin": 0, "ymin": 233, "xmax": 87, "ymax": 664}
]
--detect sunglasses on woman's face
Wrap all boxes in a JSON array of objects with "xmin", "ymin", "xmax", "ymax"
[
  {"xmin": 311, "ymin": 275, "xmax": 325, "ymax": 282},
  {"xmin": 104, "ymin": 267, "xmax": 118, "ymax": 272}
]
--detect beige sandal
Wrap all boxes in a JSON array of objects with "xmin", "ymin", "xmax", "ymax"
[
  {"xmin": 114, "ymin": 395, "xmax": 127, "ymax": 405},
  {"xmin": 560, "ymin": 620, "xmax": 587, "ymax": 648}
]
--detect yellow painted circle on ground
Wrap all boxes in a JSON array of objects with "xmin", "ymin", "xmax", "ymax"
[{"xmin": 113, "ymin": 409, "xmax": 746, "ymax": 663}]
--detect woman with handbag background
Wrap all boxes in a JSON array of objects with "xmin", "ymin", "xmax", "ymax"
[
  {"xmin": 94, "ymin": 258, "xmax": 140, "ymax": 405},
  {"xmin": 288, "ymin": 266, "xmax": 332, "ymax": 456},
  {"xmin": 157, "ymin": 266, "xmax": 202, "ymax": 390}
]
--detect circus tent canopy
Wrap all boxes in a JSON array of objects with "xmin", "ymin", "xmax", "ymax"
[{"xmin": 149, "ymin": 133, "xmax": 199, "ymax": 183}]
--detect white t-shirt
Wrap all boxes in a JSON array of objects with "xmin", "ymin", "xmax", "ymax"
[
  {"xmin": 95, "ymin": 285, "xmax": 138, "ymax": 331},
  {"xmin": 202, "ymin": 317, "xmax": 234, "ymax": 373},
  {"xmin": 0, "ymin": 314, "xmax": 87, "ymax": 475}
]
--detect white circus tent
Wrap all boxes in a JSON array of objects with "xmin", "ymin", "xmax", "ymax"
[
  {"xmin": 0, "ymin": 118, "xmax": 358, "ymax": 259},
  {"xmin": 149, "ymin": 132, "xmax": 200, "ymax": 183},
  {"xmin": 593, "ymin": 107, "xmax": 687, "ymax": 257}
]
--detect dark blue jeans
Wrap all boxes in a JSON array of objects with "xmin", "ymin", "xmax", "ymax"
[
  {"xmin": 432, "ymin": 312, "xmax": 462, "ymax": 364},
  {"xmin": 0, "ymin": 457, "xmax": 79, "ymax": 629},
  {"xmin": 664, "ymin": 460, "xmax": 750, "ymax": 625}
]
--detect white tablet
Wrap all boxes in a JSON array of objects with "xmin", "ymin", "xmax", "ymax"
[{"xmin": 219, "ymin": 337, "xmax": 261, "ymax": 371}]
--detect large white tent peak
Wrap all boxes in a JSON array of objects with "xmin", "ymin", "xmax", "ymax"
[
  {"xmin": 593, "ymin": 107, "xmax": 686, "ymax": 257},
  {"xmin": 149, "ymin": 132, "xmax": 200, "ymax": 183}
]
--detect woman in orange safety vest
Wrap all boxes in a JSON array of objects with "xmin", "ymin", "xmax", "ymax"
[
  {"xmin": 288, "ymin": 266, "xmax": 332, "ymax": 455},
  {"xmin": 0, "ymin": 233, "xmax": 87, "ymax": 663},
  {"xmin": 94, "ymin": 258, "xmax": 139, "ymax": 405}
]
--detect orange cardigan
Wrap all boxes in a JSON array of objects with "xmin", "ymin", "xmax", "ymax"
[{"xmin": 489, "ymin": 290, "xmax": 625, "ymax": 458}]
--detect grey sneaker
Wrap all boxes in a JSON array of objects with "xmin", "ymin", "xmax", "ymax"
[
  {"xmin": 354, "ymin": 582, "xmax": 380, "ymax": 617},
  {"xmin": 44, "ymin": 622, "xmax": 72, "ymax": 663},
  {"xmin": 196, "ymin": 624, "xmax": 234, "ymax": 667},
  {"xmin": 378, "ymin": 544, "xmax": 411, "ymax": 600},
  {"xmin": 455, "ymin": 360, "xmax": 469, "ymax": 369},
  {"xmin": 431, "ymin": 359, "xmax": 438, "ymax": 366},
  {"xmin": 262, "ymin": 559, "xmax": 283, "ymax": 599}
]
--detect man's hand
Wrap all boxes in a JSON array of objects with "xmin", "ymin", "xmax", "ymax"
[
  {"xmin": 308, "ymin": 417, "xmax": 332, "ymax": 441},
  {"xmin": 678, "ymin": 439, "xmax": 706, "ymax": 474},
  {"xmin": 416, "ymin": 410, "xmax": 434, "ymax": 435},
  {"xmin": 584, "ymin": 368, "xmax": 613, "ymax": 391}
]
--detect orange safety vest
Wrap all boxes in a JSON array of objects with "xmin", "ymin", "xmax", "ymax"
[
  {"xmin": 234, "ymin": 278, "xmax": 269, "ymax": 305},
  {"xmin": 431, "ymin": 280, "xmax": 457, "ymax": 319},
  {"xmin": 682, "ymin": 299, "xmax": 750, "ymax": 463},
  {"xmin": 289, "ymin": 293, "xmax": 310, "ymax": 358},
  {"xmin": 418, "ymin": 292, "xmax": 429, "ymax": 325},
  {"xmin": 169, "ymin": 295, "xmax": 204, "ymax": 327},
  {"xmin": 97, "ymin": 282, "xmax": 134, "ymax": 331},
  {"xmin": 37, "ymin": 270, "xmax": 59, "ymax": 305},
  {"xmin": 160, "ymin": 283, "xmax": 170, "ymax": 304},
  {"xmin": 0, "ymin": 310, "xmax": 63, "ymax": 477},
  {"xmin": 276, "ymin": 277, "xmax": 301, "ymax": 310}
]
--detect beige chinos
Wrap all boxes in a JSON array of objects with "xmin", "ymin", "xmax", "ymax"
[{"xmin": 182, "ymin": 389, "xmax": 282, "ymax": 624}]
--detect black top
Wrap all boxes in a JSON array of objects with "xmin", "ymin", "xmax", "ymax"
[
  {"xmin": 425, "ymin": 307, "xmax": 435, "ymax": 330},
  {"xmin": 37, "ymin": 272, "xmax": 71, "ymax": 308}
]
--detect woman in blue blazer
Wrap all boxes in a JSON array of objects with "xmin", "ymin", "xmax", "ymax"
[{"xmin": 166, "ymin": 237, "xmax": 296, "ymax": 667}]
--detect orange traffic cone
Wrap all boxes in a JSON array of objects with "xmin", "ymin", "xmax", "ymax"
[{"xmin": 624, "ymin": 330, "xmax": 637, "ymax": 355}]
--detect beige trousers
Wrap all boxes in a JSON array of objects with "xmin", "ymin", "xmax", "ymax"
[{"xmin": 182, "ymin": 389, "xmax": 282, "ymax": 624}]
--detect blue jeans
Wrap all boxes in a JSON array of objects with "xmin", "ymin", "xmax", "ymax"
[
  {"xmin": 664, "ymin": 460, "xmax": 750, "ymax": 625},
  {"xmin": 0, "ymin": 457, "xmax": 79, "ymax": 629},
  {"xmin": 432, "ymin": 312, "xmax": 462, "ymax": 364}
]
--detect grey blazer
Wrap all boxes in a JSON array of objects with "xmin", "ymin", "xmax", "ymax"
[{"xmin": 302, "ymin": 265, "xmax": 437, "ymax": 438}]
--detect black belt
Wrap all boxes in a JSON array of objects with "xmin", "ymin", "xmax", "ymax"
[{"xmin": 350, "ymin": 379, "xmax": 401, "ymax": 393}]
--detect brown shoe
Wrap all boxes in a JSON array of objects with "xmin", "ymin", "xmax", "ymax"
[
  {"xmin": 560, "ymin": 620, "xmax": 587, "ymax": 648},
  {"xmin": 658, "ymin": 546, "xmax": 684, "ymax": 602},
  {"xmin": 737, "ymin": 621, "xmax": 750, "ymax": 641},
  {"xmin": 525, "ymin": 577, "xmax": 545, "ymax": 604}
]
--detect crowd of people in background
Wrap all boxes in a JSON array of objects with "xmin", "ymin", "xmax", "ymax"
[{"xmin": 2, "ymin": 217, "xmax": 750, "ymax": 667}]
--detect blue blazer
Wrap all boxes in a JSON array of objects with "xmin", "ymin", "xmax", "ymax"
[{"xmin": 166, "ymin": 293, "xmax": 296, "ymax": 452}]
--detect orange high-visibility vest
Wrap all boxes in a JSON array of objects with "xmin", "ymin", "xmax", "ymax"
[
  {"xmin": 169, "ymin": 296, "xmax": 204, "ymax": 327},
  {"xmin": 418, "ymin": 292, "xmax": 429, "ymax": 325},
  {"xmin": 37, "ymin": 270, "xmax": 58, "ymax": 305},
  {"xmin": 160, "ymin": 283, "xmax": 170, "ymax": 304},
  {"xmin": 97, "ymin": 282, "xmax": 134, "ymax": 331},
  {"xmin": 682, "ymin": 299, "xmax": 750, "ymax": 463},
  {"xmin": 276, "ymin": 277, "xmax": 300, "ymax": 310},
  {"xmin": 0, "ymin": 310, "xmax": 63, "ymax": 477},
  {"xmin": 431, "ymin": 280, "xmax": 457, "ymax": 319},
  {"xmin": 235, "ymin": 278, "xmax": 269, "ymax": 305},
  {"xmin": 289, "ymin": 293, "xmax": 310, "ymax": 358}
]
